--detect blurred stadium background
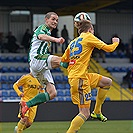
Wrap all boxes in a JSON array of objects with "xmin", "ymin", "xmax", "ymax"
[{"xmin": 0, "ymin": 0, "xmax": 132, "ymax": 131}]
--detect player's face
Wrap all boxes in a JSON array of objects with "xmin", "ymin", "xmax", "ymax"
[{"xmin": 45, "ymin": 15, "xmax": 58, "ymax": 30}]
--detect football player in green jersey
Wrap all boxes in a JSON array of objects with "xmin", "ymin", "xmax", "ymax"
[{"xmin": 20, "ymin": 12, "xmax": 65, "ymax": 118}]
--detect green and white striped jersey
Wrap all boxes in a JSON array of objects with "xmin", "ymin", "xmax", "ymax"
[{"xmin": 28, "ymin": 24, "xmax": 51, "ymax": 62}]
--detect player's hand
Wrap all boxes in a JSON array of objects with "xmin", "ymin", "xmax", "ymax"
[
  {"xmin": 112, "ymin": 37, "xmax": 120, "ymax": 43},
  {"xmin": 55, "ymin": 37, "xmax": 65, "ymax": 44},
  {"xmin": 58, "ymin": 37, "xmax": 65, "ymax": 44}
]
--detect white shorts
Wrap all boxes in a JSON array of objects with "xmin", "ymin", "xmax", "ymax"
[
  {"xmin": 29, "ymin": 55, "xmax": 53, "ymax": 72},
  {"xmin": 29, "ymin": 55, "xmax": 54, "ymax": 85}
]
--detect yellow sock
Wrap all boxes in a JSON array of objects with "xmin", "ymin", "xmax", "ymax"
[
  {"xmin": 94, "ymin": 87, "xmax": 110, "ymax": 114},
  {"xmin": 66, "ymin": 113, "xmax": 87, "ymax": 133},
  {"xmin": 23, "ymin": 125, "xmax": 27, "ymax": 130},
  {"xmin": 17, "ymin": 120, "xmax": 26, "ymax": 133}
]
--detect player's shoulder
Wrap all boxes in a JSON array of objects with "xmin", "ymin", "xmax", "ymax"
[
  {"xmin": 83, "ymin": 32, "xmax": 96, "ymax": 39},
  {"xmin": 16, "ymin": 74, "xmax": 27, "ymax": 82},
  {"xmin": 73, "ymin": 37, "xmax": 79, "ymax": 41},
  {"xmin": 34, "ymin": 24, "xmax": 46, "ymax": 32},
  {"xmin": 20, "ymin": 73, "xmax": 30, "ymax": 79},
  {"xmin": 37, "ymin": 24, "xmax": 50, "ymax": 35}
]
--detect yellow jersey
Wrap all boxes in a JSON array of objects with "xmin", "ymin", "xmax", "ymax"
[
  {"xmin": 14, "ymin": 73, "xmax": 44, "ymax": 101},
  {"xmin": 62, "ymin": 32, "xmax": 117, "ymax": 78}
]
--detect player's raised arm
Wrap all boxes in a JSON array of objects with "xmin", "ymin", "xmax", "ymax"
[
  {"xmin": 87, "ymin": 33, "xmax": 120, "ymax": 53},
  {"xmin": 101, "ymin": 37, "xmax": 120, "ymax": 52},
  {"xmin": 38, "ymin": 34, "xmax": 65, "ymax": 44}
]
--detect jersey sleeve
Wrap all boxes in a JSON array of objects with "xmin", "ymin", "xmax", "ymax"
[
  {"xmin": 88, "ymin": 33, "xmax": 106, "ymax": 49},
  {"xmin": 87, "ymin": 33, "xmax": 119, "ymax": 52},
  {"xmin": 101, "ymin": 42, "xmax": 119, "ymax": 52},
  {"xmin": 61, "ymin": 45, "xmax": 70, "ymax": 62},
  {"xmin": 16, "ymin": 75, "xmax": 27, "ymax": 86},
  {"xmin": 34, "ymin": 25, "xmax": 50, "ymax": 37},
  {"xmin": 13, "ymin": 75, "xmax": 27, "ymax": 96}
]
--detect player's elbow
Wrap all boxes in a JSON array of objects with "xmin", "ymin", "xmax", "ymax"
[
  {"xmin": 13, "ymin": 83, "xmax": 18, "ymax": 89},
  {"xmin": 105, "ymin": 49, "xmax": 114, "ymax": 52},
  {"xmin": 38, "ymin": 35, "xmax": 44, "ymax": 40},
  {"xmin": 38, "ymin": 34, "xmax": 48, "ymax": 41},
  {"xmin": 102, "ymin": 44, "xmax": 117, "ymax": 53}
]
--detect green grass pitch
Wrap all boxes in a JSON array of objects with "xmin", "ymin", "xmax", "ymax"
[{"xmin": 0, "ymin": 120, "xmax": 133, "ymax": 133}]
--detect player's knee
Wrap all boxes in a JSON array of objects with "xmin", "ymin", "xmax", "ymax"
[
  {"xmin": 85, "ymin": 112, "xmax": 90, "ymax": 119},
  {"xmin": 47, "ymin": 87, "xmax": 57, "ymax": 99},
  {"xmin": 79, "ymin": 107, "xmax": 90, "ymax": 119},
  {"xmin": 107, "ymin": 78, "xmax": 112, "ymax": 86},
  {"xmin": 49, "ymin": 90, "xmax": 57, "ymax": 99},
  {"xmin": 46, "ymin": 83, "xmax": 57, "ymax": 99},
  {"xmin": 21, "ymin": 117, "xmax": 28, "ymax": 123},
  {"xmin": 51, "ymin": 56, "xmax": 61, "ymax": 69},
  {"xmin": 101, "ymin": 77, "xmax": 112, "ymax": 87},
  {"xmin": 81, "ymin": 111, "xmax": 90, "ymax": 119}
]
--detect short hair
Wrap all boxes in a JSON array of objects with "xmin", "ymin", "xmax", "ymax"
[
  {"xmin": 45, "ymin": 12, "xmax": 58, "ymax": 19},
  {"xmin": 78, "ymin": 20, "xmax": 92, "ymax": 34}
]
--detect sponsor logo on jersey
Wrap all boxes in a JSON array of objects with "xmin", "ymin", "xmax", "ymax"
[{"xmin": 69, "ymin": 60, "xmax": 76, "ymax": 65}]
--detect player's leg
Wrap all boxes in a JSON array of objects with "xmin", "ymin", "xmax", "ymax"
[
  {"xmin": 27, "ymin": 69, "xmax": 56, "ymax": 104},
  {"xmin": 48, "ymin": 55, "xmax": 69, "ymax": 69},
  {"xmin": 20, "ymin": 83, "xmax": 56, "ymax": 118},
  {"xmin": 23, "ymin": 106, "xmax": 37, "ymax": 131},
  {"xmin": 17, "ymin": 116, "xmax": 34, "ymax": 133},
  {"xmin": 20, "ymin": 54, "xmax": 57, "ymax": 117},
  {"xmin": 14, "ymin": 122, "xmax": 27, "ymax": 133},
  {"xmin": 20, "ymin": 70, "xmax": 56, "ymax": 118},
  {"xmin": 16, "ymin": 110, "xmax": 34, "ymax": 133},
  {"xmin": 47, "ymin": 55, "xmax": 61, "ymax": 69},
  {"xmin": 16, "ymin": 117, "xmax": 28, "ymax": 133},
  {"xmin": 15, "ymin": 106, "xmax": 37, "ymax": 132},
  {"xmin": 16, "ymin": 106, "xmax": 37, "ymax": 133},
  {"xmin": 88, "ymin": 73, "xmax": 112, "ymax": 122},
  {"xmin": 94, "ymin": 76, "xmax": 112, "ymax": 114},
  {"xmin": 67, "ymin": 106, "xmax": 90, "ymax": 133},
  {"xmin": 14, "ymin": 105, "xmax": 27, "ymax": 133},
  {"xmin": 20, "ymin": 55, "xmax": 66, "ymax": 118},
  {"xmin": 66, "ymin": 78, "xmax": 91, "ymax": 133},
  {"xmin": 14, "ymin": 126, "xmax": 17, "ymax": 133}
]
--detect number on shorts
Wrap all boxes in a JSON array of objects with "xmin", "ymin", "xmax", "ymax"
[{"xmin": 85, "ymin": 93, "xmax": 91, "ymax": 101}]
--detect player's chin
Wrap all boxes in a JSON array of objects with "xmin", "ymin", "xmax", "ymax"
[{"xmin": 52, "ymin": 25, "xmax": 57, "ymax": 29}]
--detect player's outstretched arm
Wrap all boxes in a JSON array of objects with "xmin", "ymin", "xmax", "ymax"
[
  {"xmin": 102, "ymin": 37, "xmax": 120, "ymax": 52},
  {"xmin": 38, "ymin": 34, "xmax": 65, "ymax": 44}
]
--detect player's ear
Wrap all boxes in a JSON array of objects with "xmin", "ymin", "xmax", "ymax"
[
  {"xmin": 45, "ymin": 17, "xmax": 49, "ymax": 22},
  {"xmin": 88, "ymin": 27, "xmax": 94, "ymax": 34}
]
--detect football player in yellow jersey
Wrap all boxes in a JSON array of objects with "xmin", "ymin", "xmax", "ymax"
[
  {"xmin": 13, "ymin": 73, "xmax": 44, "ymax": 133},
  {"xmin": 72, "ymin": 12, "xmax": 116, "ymax": 122},
  {"xmin": 61, "ymin": 20, "xmax": 120, "ymax": 133}
]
